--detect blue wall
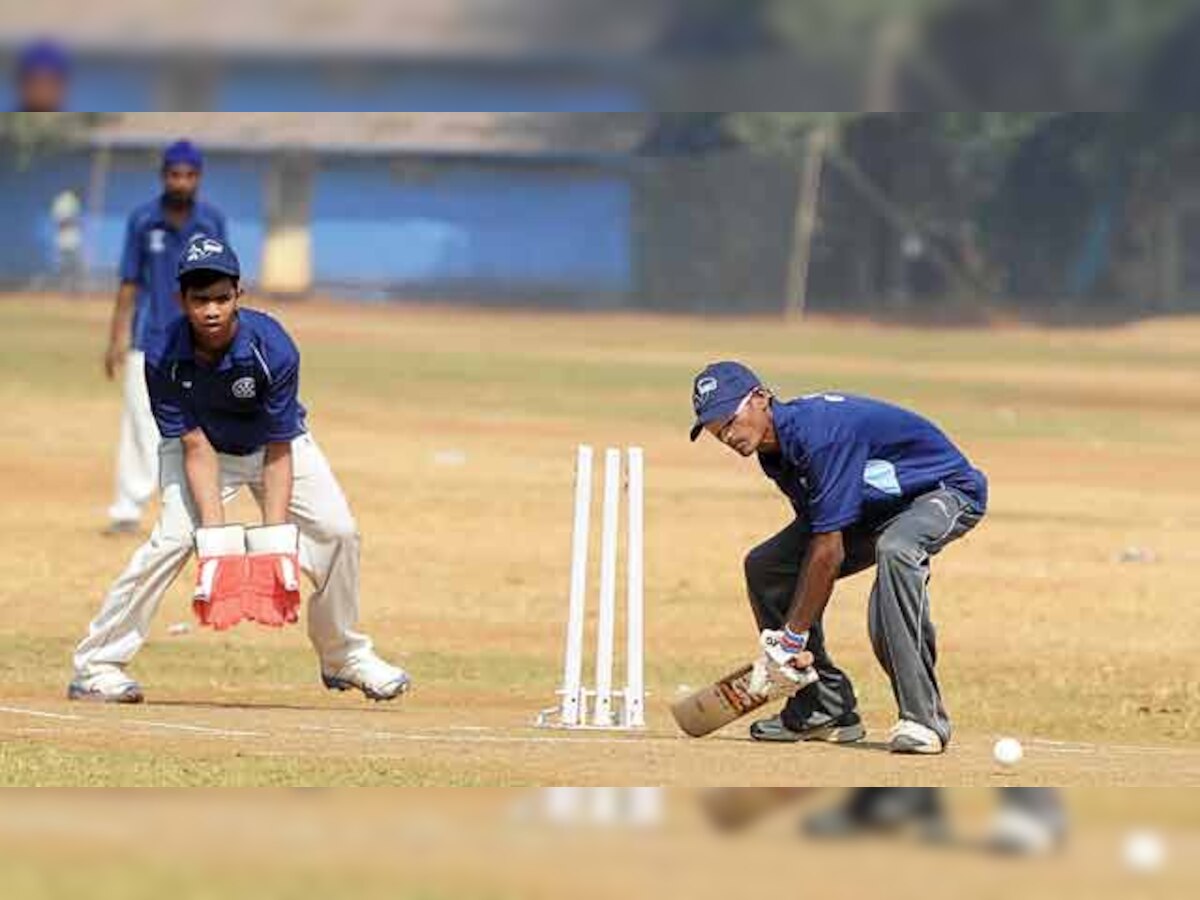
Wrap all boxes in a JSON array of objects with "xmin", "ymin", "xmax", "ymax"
[
  {"xmin": 0, "ymin": 149, "xmax": 632, "ymax": 301},
  {"xmin": 311, "ymin": 158, "xmax": 631, "ymax": 297}
]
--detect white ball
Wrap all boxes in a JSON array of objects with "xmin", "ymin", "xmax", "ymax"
[
  {"xmin": 1123, "ymin": 830, "xmax": 1166, "ymax": 873},
  {"xmin": 993, "ymin": 737, "xmax": 1023, "ymax": 767}
]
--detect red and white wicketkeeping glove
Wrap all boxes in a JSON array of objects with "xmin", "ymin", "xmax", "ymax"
[
  {"xmin": 193, "ymin": 525, "xmax": 248, "ymax": 630},
  {"xmin": 244, "ymin": 524, "xmax": 302, "ymax": 627}
]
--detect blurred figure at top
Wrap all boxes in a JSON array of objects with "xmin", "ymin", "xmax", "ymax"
[{"xmin": 14, "ymin": 39, "xmax": 70, "ymax": 112}]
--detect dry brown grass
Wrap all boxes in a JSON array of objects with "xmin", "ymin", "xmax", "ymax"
[{"xmin": 0, "ymin": 296, "xmax": 1196, "ymax": 785}]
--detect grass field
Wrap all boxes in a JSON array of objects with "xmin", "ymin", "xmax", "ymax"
[{"xmin": 0, "ymin": 295, "xmax": 1197, "ymax": 785}]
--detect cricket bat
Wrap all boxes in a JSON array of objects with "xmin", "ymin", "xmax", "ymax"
[
  {"xmin": 670, "ymin": 661, "xmax": 818, "ymax": 738},
  {"xmin": 699, "ymin": 788, "xmax": 815, "ymax": 831}
]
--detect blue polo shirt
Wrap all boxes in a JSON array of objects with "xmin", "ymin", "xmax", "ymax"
[
  {"xmin": 765, "ymin": 393, "xmax": 987, "ymax": 533},
  {"xmin": 145, "ymin": 309, "xmax": 307, "ymax": 456},
  {"xmin": 119, "ymin": 198, "xmax": 227, "ymax": 355}
]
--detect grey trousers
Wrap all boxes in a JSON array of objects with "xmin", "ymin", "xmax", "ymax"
[{"xmin": 744, "ymin": 487, "xmax": 983, "ymax": 743}]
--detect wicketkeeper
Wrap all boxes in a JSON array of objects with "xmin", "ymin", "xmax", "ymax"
[
  {"xmin": 690, "ymin": 361, "xmax": 987, "ymax": 754},
  {"xmin": 70, "ymin": 235, "xmax": 410, "ymax": 703}
]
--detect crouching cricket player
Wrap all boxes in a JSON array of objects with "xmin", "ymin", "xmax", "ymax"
[
  {"xmin": 69, "ymin": 235, "xmax": 410, "ymax": 703},
  {"xmin": 690, "ymin": 361, "xmax": 987, "ymax": 754}
]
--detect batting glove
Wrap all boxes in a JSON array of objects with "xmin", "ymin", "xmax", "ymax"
[
  {"xmin": 757, "ymin": 627, "xmax": 818, "ymax": 691},
  {"xmin": 193, "ymin": 525, "xmax": 248, "ymax": 630},
  {"xmin": 244, "ymin": 524, "xmax": 302, "ymax": 627}
]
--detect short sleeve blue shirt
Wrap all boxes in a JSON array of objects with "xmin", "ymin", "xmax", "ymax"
[
  {"xmin": 768, "ymin": 394, "xmax": 988, "ymax": 533},
  {"xmin": 145, "ymin": 309, "xmax": 308, "ymax": 456},
  {"xmin": 119, "ymin": 198, "xmax": 228, "ymax": 355}
]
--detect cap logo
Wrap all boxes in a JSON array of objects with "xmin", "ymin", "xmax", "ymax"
[
  {"xmin": 693, "ymin": 376, "xmax": 719, "ymax": 412},
  {"xmin": 231, "ymin": 376, "xmax": 256, "ymax": 400},
  {"xmin": 186, "ymin": 237, "xmax": 225, "ymax": 262}
]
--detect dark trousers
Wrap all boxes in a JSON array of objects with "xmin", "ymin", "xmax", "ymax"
[{"xmin": 744, "ymin": 488, "xmax": 983, "ymax": 741}]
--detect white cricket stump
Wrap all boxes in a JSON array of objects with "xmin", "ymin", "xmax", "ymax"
[{"xmin": 537, "ymin": 445, "xmax": 646, "ymax": 731}]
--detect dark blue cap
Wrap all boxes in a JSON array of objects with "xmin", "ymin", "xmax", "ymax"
[
  {"xmin": 689, "ymin": 361, "xmax": 764, "ymax": 441},
  {"xmin": 17, "ymin": 39, "xmax": 70, "ymax": 79},
  {"xmin": 163, "ymin": 139, "xmax": 203, "ymax": 171},
  {"xmin": 178, "ymin": 235, "xmax": 240, "ymax": 280}
]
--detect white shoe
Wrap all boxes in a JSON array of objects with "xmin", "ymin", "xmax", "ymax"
[
  {"xmin": 68, "ymin": 667, "xmax": 144, "ymax": 704},
  {"xmin": 988, "ymin": 805, "xmax": 1066, "ymax": 856},
  {"xmin": 321, "ymin": 654, "xmax": 410, "ymax": 701},
  {"xmin": 887, "ymin": 719, "xmax": 944, "ymax": 755}
]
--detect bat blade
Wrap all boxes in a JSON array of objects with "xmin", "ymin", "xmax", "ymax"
[
  {"xmin": 699, "ymin": 788, "xmax": 814, "ymax": 831},
  {"xmin": 670, "ymin": 663, "xmax": 769, "ymax": 738}
]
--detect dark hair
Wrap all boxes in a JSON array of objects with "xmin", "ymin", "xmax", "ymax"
[{"xmin": 179, "ymin": 269, "xmax": 239, "ymax": 295}]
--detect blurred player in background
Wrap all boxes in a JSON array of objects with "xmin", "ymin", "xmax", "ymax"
[
  {"xmin": 102, "ymin": 140, "xmax": 227, "ymax": 534},
  {"xmin": 13, "ymin": 39, "xmax": 69, "ymax": 112},
  {"xmin": 804, "ymin": 788, "xmax": 1067, "ymax": 855},
  {"xmin": 71, "ymin": 235, "xmax": 411, "ymax": 703},
  {"xmin": 50, "ymin": 187, "xmax": 84, "ymax": 293}
]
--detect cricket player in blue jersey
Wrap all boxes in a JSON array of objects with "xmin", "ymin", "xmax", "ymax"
[
  {"xmin": 71, "ymin": 235, "xmax": 410, "ymax": 703},
  {"xmin": 690, "ymin": 361, "xmax": 988, "ymax": 754},
  {"xmin": 103, "ymin": 140, "xmax": 227, "ymax": 534}
]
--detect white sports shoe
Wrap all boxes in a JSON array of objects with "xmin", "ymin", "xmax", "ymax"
[
  {"xmin": 887, "ymin": 719, "xmax": 945, "ymax": 755},
  {"xmin": 322, "ymin": 653, "xmax": 411, "ymax": 702},
  {"xmin": 67, "ymin": 667, "xmax": 144, "ymax": 704},
  {"xmin": 988, "ymin": 805, "xmax": 1066, "ymax": 856}
]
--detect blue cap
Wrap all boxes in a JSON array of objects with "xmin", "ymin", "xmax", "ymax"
[
  {"xmin": 178, "ymin": 235, "xmax": 240, "ymax": 280},
  {"xmin": 17, "ymin": 39, "xmax": 70, "ymax": 79},
  {"xmin": 163, "ymin": 139, "xmax": 203, "ymax": 171},
  {"xmin": 689, "ymin": 361, "xmax": 764, "ymax": 441}
]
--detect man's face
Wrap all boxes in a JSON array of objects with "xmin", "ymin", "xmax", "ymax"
[
  {"xmin": 704, "ymin": 391, "xmax": 773, "ymax": 457},
  {"xmin": 181, "ymin": 277, "xmax": 239, "ymax": 352},
  {"xmin": 19, "ymin": 71, "xmax": 66, "ymax": 112},
  {"xmin": 163, "ymin": 164, "xmax": 200, "ymax": 206}
]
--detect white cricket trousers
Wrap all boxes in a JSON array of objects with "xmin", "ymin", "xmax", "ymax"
[
  {"xmin": 75, "ymin": 432, "xmax": 373, "ymax": 676},
  {"xmin": 107, "ymin": 349, "xmax": 159, "ymax": 524}
]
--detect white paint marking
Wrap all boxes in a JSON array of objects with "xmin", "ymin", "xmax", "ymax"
[
  {"xmin": 124, "ymin": 719, "xmax": 267, "ymax": 738},
  {"xmin": 0, "ymin": 706, "xmax": 84, "ymax": 722}
]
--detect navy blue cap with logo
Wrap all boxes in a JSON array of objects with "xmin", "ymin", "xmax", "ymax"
[
  {"xmin": 177, "ymin": 235, "xmax": 241, "ymax": 282},
  {"xmin": 689, "ymin": 360, "xmax": 764, "ymax": 441}
]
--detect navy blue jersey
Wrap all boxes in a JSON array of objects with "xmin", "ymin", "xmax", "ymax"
[
  {"xmin": 767, "ymin": 393, "xmax": 987, "ymax": 533},
  {"xmin": 119, "ymin": 199, "xmax": 227, "ymax": 355},
  {"xmin": 146, "ymin": 309, "xmax": 307, "ymax": 456}
]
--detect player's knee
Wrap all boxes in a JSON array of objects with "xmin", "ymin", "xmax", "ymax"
[
  {"xmin": 875, "ymin": 531, "xmax": 922, "ymax": 567},
  {"xmin": 313, "ymin": 516, "xmax": 359, "ymax": 547}
]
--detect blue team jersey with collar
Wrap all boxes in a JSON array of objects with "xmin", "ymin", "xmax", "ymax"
[
  {"xmin": 119, "ymin": 198, "xmax": 227, "ymax": 355},
  {"xmin": 766, "ymin": 393, "xmax": 988, "ymax": 533},
  {"xmin": 145, "ymin": 309, "xmax": 308, "ymax": 456}
]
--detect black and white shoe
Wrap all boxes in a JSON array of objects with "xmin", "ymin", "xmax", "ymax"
[
  {"xmin": 749, "ymin": 710, "xmax": 865, "ymax": 744},
  {"xmin": 805, "ymin": 788, "xmax": 951, "ymax": 844}
]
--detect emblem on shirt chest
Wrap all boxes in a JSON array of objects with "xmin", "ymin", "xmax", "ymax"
[
  {"xmin": 231, "ymin": 376, "xmax": 257, "ymax": 400},
  {"xmin": 148, "ymin": 229, "xmax": 166, "ymax": 254}
]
